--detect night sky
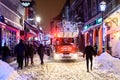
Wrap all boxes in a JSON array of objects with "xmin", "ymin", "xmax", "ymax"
[{"xmin": 35, "ymin": 0, "xmax": 66, "ymax": 32}]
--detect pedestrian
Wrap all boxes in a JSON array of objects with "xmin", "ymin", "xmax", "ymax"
[
  {"xmin": 94, "ymin": 43, "xmax": 98, "ymax": 54},
  {"xmin": 24, "ymin": 42, "xmax": 29, "ymax": 67},
  {"xmin": 1, "ymin": 43, "xmax": 10, "ymax": 62},
  {"xmin": 15, "ymin": 39, "xmax": 25, "ymax": 69},
  {"xmin": 45, "ymin": 45, "xmax": 50, "ymax": 56},
  {"xmin": 83, "ymin": 42, "xmax": 96, "ymax": 72},
  {"xmin": 37, "ymin": 43, "xmax": 45, "ymax": 65},
  {"xmin": 29, "ymin": 44, "xmax": 34, "ymax": 65}
]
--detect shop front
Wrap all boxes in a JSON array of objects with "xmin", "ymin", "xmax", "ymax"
[
  {"xmin": 23, "ymin": 21, "xmax": 39, "ymax": 43},
  {"xmin": 82, "ymin": 22, "xmax": 104, "ymax": 55},
  {"xmin": 0, "ymin": 22, "xmax": 22, "ymax": 56},
  {"xmin": 104, "ymin": 8, "xmax": 120, "ymax": 57}
]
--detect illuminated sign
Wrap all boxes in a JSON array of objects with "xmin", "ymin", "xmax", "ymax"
[
  {"xmin": 96, "ymin": 17, "xmax": 102, "ymax": 24},
  {"xmin": 84, "ymin": 25, "xmax": 90, "ymax": 30},
  {"xmin": 20, "ymin": 0, "xmax": 32, "ymax": 7}
]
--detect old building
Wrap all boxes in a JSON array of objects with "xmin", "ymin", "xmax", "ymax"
[
  {"xmin": 0, "ymin": 0, "xmax": 23, "ymax": 55},
  {"xmin": 0, "ymin": 0, "xmax": 40, "ymax": 56},
  {"xmin": 81, "ymin": 0, "xmax": 120, "ymax": 55},
  {"xmin": 104, "ymin": 0, "xmax": 120, "ymax": 57}
]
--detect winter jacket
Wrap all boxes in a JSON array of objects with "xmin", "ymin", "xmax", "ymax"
[{"xmin": 84, "ymin": 45, "xmax": 96, "ymax": 58}]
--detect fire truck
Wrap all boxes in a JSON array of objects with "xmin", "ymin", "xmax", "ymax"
[{"xmin": 52, "ymin": 21, "xmax": 79, "ymax": 60}]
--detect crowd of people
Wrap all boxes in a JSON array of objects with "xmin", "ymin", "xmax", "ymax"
[
  {"xmin": 14, "ymin": 39, "xmax": 52, "ymax": 69},
  {"xmin": 1, "ymin": 39, "xmax": 98, "ymax": 72},
  {"xmin": 0, "ymin": 39, "xmax": 52, "ymax": 69}
]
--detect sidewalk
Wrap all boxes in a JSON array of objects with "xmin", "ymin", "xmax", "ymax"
[
  {"xmin": 3, "ymin": 56, "xmax": 16, "ymax": 63},
  {"xmin": 9, "ymin": 54, "xmax": 52, "ymax": 70}
]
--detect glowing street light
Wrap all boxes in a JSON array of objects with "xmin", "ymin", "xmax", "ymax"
[
  {"xmin": 36, "ymin": 16, "xmax": 41, "ymax": 29},
  {"xmin": 36, "ymin": 16, "xmax": 41, "ymax": 23},
  {"xmin": 99, "ymin": 1, "xmax": 106, "ymax": 12},
  {"xmin": 36, "ymin": 16, "xmax": 42, "ymax": 42}
]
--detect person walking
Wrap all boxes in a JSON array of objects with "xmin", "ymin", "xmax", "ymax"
[
  {"xmin": 83, "ymin": 42, "xmax": 96, "ymax": 72},
  {"xmin": 1, "ymin": 43, "xmax": 10, "ymax": 62},
  {"xmin": 45, "ymin": 44, "xmax": 50, "ymax": 56},
  {"xmin": 37, "ymin": 43, "xmax": 45, "ymax": 65},
  {"xmin": 94, "ymin": 43, "xmax": 98, "ymax": 54},
  {"xmin": 15, "ymin": 39, "xmax": 25, "ymax": 69},
  {"xmin": 29, "ymin": 44, "xmax": 34, "ymax": 65},
  {"xmin": 24, "ymin": 42, "xmax": 29, "ymax": 67}
]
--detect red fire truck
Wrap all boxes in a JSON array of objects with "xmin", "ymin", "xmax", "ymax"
[{"xmin": 52, "ymin": 21, "xmax": 79, "ymax": 60}]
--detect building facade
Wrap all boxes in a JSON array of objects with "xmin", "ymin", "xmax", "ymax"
[
  {"xmin": 68, "ymin": 0, "xmax": 84, "ymax": 51},
  {"xmin": 82, "ymin": 0, "xmax": 102, "ymax": 54},
  {"xmin": 104, "ymin": 0, "xmax": 120, "ymax": 57},
  {"xmin": 82, "ymin": 0, "xmax": 120, "ymax": 56},
  {"xmin": 0, "ymin": 0, "xmax": 40, "ymax": 56},
  {"xmin": 0, "ymin": 0, "xmax": 23, "ymax": 55}
]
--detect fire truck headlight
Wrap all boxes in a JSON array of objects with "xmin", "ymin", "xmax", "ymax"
[
  {"xmin": 72, "ymin": 54, "xmax": 78, "ymax": 59},
  {"xmin": 54, "ymin": 54, "xmax": 60, "ymax": 60}
]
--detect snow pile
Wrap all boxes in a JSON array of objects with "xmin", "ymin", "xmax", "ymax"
[
  {"xmin": 0, "ymin": 60, "xmax": 22, "ymax": 80},
  {"xmin": 93, "ymin": 52, "xmax": 120, "ymax": 75}
]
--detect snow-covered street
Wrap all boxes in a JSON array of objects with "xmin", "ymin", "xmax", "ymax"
[{"xmin": 8, "ymin": 52, "xmax": 120, "ymax": 80}]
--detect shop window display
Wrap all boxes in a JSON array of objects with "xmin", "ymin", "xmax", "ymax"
[{"xmin": 2, "ymin": 28, "xmax": 17, "ymax": 56}]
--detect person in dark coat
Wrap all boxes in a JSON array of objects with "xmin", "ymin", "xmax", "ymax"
[
  {"xmin": 83, "ymin": 42, "xmax": 96, "ymax": 72},
  {"xmin": 1, "ymin": 43, "xmax": 10, "ymax": 61},
  {"xmin": 29, "ymin": 44, "xmax": 34, "ymax": 65},
  {"xmin": 37, "ymin": 43, "xmax": 45, "ymax": 65},
  {"xmin": 24, "ymin": 43, "xmax": 29, "ymax": 67},
  {"xmin": 45, "ymin": 45, "xmax": 51, "ymax": 56},
  {"xmin": 94, "ymin": 43, "xmax": 98, "ymax": 54},
  {"xmin": 15, "ymin": 39, "xmax": 25, "ymax": 69}
]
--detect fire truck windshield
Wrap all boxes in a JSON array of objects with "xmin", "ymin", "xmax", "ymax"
[{"xmin": 55, "ymin": 38, "xmax": 74, "ymax": 45}]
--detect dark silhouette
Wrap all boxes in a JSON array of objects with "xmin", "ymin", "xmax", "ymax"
[
  {"xmin": 24, "ymin": 42, "xmax": 29, "ymax": 67},
  {"xmin": 15, "ymin": 39, "xmax": 25, "ymax": 69},
  {"xmin": 1, "ymin": 43, "xmax": 10, "ymax": 61},
  {"xmin": 45, "ymin": 45, "xmax": 51, "ymax": 56},
  {"xmin": 83, "ymin": 43, "xmax": 96, "ymax": 72},
  {"xmin": 94, "ymin": 43, "xmax": 98, "ymax": 54},
  {"xmin": 37, "ymin": 43, "xmax": 45, "ymax": 65},
  {"xmin": 29, "ymin": 44, "xmax": 34, "ymax": 65}
]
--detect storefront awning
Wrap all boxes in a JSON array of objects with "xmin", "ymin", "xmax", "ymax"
[
  {"xmin": 81, "ymin": 23, "xmax": 101, "ymax": 34},
  {"xmin": 24, "ymin": 21, "xmax": 40, "ymax": 34}
]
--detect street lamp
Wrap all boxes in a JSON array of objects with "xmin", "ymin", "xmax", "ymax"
[
  {"xmin": 99, "ymin": 1, "xmax": 106, "ymax": 52},
  {"xmin": 36, "ymin": 16, "xmax": 42, "ymax": 42},
  {"xmin": 36, "ymin": 16, "xmax": 41, "ymax": 23},
  {"xmin": 99, "ymin": 1, "xmax": 106, "ymax": 12},
  {"xmin": 36, "ymin": 16, "xmax": 41, "ymax": 30}
]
